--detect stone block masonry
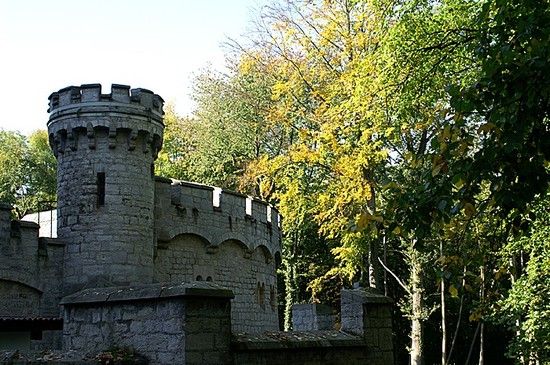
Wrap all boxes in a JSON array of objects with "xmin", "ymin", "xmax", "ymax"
[
  {"xmin": 153, "ymin": 178, "xmax": 281, "ymax": 333},
  {"xmin": 341, "ymin": 288, "xmax": 394, "ymax": 364},
  {"xmin": 48, "ymin": 84, "xmax": 164, "ymax": 294},
  {"xmin": 292, "ymin": 303, "xmax": 336, "ymax": 331},
  {"xmin": 44, "ymin": 83, "xmax": 282, "ymax": 333},
  {"xmin": 0, "ymin": 204, "xmax": 64, "ymax": 320},
  {"xmin": 0, "ymin": 83, "xmax": 395, "ymax": 364},
  {"xmin": 233, "ymin": 288, "xmax": 395, "ymax": 365},
  {"xmin": 61, "ymin": 282, "xmax": 233, "ymax": 365}
]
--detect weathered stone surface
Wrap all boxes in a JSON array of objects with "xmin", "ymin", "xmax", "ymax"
[
  {"xmin": 340, "ymin": 288, "xmax": 394, "ymax": 364},
  {"xmin": 62, "ymin": 286, "xmax": 232, "ymax": 365},
  {"xmin": 232, "ymin": 331, "xmax": 372, "ymax": 365},
  {"xmin": 60, "ymin": 282, "xmax": 234, "ymax": 305},
  {"xmin": 0, "ymin": 83, "xmax": 395, "ymax": 365},
  {"xmin": 292, "ymin": 303, "xmax": 336, "ymax": 331}
]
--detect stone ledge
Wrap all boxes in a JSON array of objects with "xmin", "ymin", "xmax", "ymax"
[
  {"xmin": 17, "ymin": 220, "xmax": 40, "ymax": 229},
  {"xmin": 293, "ymin": 303, "xmax": 334, "ymax": 315},
  {"xmin": 60, "ymin": 282, "xmax": 234, "ymax": 305},
  {"xmin": 342, "ymin": 288, "xmax": 393, "ymax": 305},
  {"xmin": 154, "ymin": 176, "xmax": 173, "ymax": 184},
  {"xmin": 39, "ymin": 237, "xmax": 65, "ymax": 247},
  {"xmin": 232, "ymin": 331, "xmax": 365, "ymax": 351},
  {"xmin": 172, "ymin": 180, "xmax": 215, "ymax": 191}
]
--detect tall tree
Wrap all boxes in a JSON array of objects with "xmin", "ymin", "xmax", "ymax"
[
  {"xmin": 178, "ymin": 0, "xmax": 550, "ymax": 362},
  {"xmin": 0, "ymin": 129, "xmax": 57, "ymax": 217}
]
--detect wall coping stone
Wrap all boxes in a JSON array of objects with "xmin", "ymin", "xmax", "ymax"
[
  {"xmin": 222, "ymin": 190, "xmax": 247, "ymax": 198},
  {"xmin": 39, "ymin": 237, "xmax": 65, "ymax": 247},
  {"xmin": 232, "ymin": 331, "xmax": 365, "ymax": 351},
  {"xmin": 154, "ymin": 175, "xmax": 173, "ymax": 184},
  {"xmin": 17, "ymin": 220, "xmax": 40, "ymax": 229},
  {"xmin": 60, "ymin": 282, "xmax": 234, "ymax": 305},
  {"xmin": 342, "ymin": 288, "xmax": 393, "ymax": 305},
  {"xmin": 172, "ymin": 180, "xmax": 215, "ymax": 191},
  {"xmin": 293, "ymin": 303, "xmax": 334, "ymax": 315}
]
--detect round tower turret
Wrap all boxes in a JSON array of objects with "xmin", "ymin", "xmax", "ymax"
[{"xmin": 47, "ymin": 84, "xmax": 164, "ymax": 294}]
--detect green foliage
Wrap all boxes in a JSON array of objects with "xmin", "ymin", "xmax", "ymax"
[
  {"xmin": 449, "ymin": 0, "xmax": 550, "ymax": 214},
  {"xmin": 496, "ymin": 193, "xmax": 550, "ymax": 362},
  {"xmin": 0, "ymin": 129, "xmax": 56, "ymax": 217},
  {"xmin": 0, "ymin": 130, "xmax": 26, "ymax": 206},
  {"xmin": 157, "ymin": 65, "xmax": 290, "ymax": 193},
  {"xmin": 175, "ymin": 0, "xmax": 550, "ymax": 360},
  {"xmin": 155, "ymin": 104, "xmax": 197, "ymax": 181}
]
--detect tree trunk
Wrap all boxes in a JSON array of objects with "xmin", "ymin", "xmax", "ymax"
[
  {"xmin": 283, "ymin": 258, "xmax": 296, "ymax": 331},
  {"xmin": 466, "ymin": 321, "xmax": 481, "ymax": 365},
  {"xmin": 479, "ymin": 265, "xmax": 485, "ymax": 365},
  {"xmin": 447, "ymin": 266, "xmax": 467, "ymax": 364},
  {"xmin": 479, "ymin": 322, "xmax": 484, "ymax": 365},
  {"xmin": 364, "ymin": 177, "xmax": 383, "ymax": 291},
  {"xmin": 441, "ymin": 242, "xmax": 447, "ymax": 365},
  {"xmin": 410, "ymin": 248, "xmax": 424, "ymax": 365},
  {"xmin": 383, "ymin": 234, "xmax": 388, "ymax": 296},
  {"xmin": 283, "ymin": 233, "xmax": 299, "ymax": 331},
  {"xmin": 369, "ymin": 236, "xmax": 383, "ymax": 290}
]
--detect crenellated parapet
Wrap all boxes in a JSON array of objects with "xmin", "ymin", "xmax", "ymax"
[
  {"xmin": 48, "ymin": 84, "xmax": 165, "ymax": 294},
  {"xmin": 154, "ymin": 178, "xmax": 282, "ymax": 260},
  {"xmin": 47, "ymin": 84, "xmax": 164, "ymax": 159},
  {"xmin": 153, "ymin": 179, "xmax": 282, "ymax": 333}
]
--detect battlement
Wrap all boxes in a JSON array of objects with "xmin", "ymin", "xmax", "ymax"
[
  {"xmin": 47, "ymin": 84, "xmax": 165, "ymax": 159},
  {"xmin": 48, "ymin": 84, "xmax": 164, "ymax": 121},
  {"xmin": 154, "ymin": 178, "xmax": 281, "ymax": 259},
  {"xmin": 169, "ymin": 179, "xmax": 281, "ymax": 228}
]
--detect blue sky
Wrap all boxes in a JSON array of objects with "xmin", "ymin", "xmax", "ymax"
[{"xmin": 0, "ymin": 0, "xmax": 265, "ymax": 135}]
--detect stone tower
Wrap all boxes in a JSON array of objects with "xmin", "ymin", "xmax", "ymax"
[{"xmin": 47, "ymin": 84, "xmax": 164, "ymax": 294}]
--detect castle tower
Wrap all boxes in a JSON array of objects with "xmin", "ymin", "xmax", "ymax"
[{"xmin": 47, "ymin": 84, "xmax": 164, "ymax": 294}]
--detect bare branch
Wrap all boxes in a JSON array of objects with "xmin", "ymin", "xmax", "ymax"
[{"xmin": 378, "ymin": 256, "xmax": 410, "ymax": 294}]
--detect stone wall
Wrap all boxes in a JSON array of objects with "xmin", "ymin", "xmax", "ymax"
[
  {"xmin": 0, "ymin": 204, "xmax": 65, "ymax": 351},
  {"xmin": 154, "ymin": 235, "xmax": 278, "ymax": 333},
  {"xmin": 154, "ymin": 179, "xmax": 281, "ymax": 260},
  {"xmin": 0, "ymin": 204, "xmax": 64, "ymax": 318},
  {"xmin": 340, "ymin": 288, "xmax": 394, "ymax": 364},
  {"xmin": 0, "ymin": 281, "xmax": 41, "ymax": 317},
  {"xmin": 232, "ymin": 331, "xmax": 371, "ymax": 365},
  {"xmin": 232, "ymin": 289, "xmax": 394, "ymax": 365},
  {"xmin": 292, "ymin": 303, "xmax": 336, "ymax": 331},
  {"xmin": 61, "ymin": 282, "xmax": 233, "ymax": 365},
  {"xmin": 153, "ymin": 178, "xmax": 281, "ymax": 333}
]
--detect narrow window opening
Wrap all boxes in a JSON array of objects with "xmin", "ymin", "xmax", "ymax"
[
  {"xmin": 206, "ymin": 276, "xmax": 212, "ymax": 282},
  {"xmin": 97, "ymin": 172, "xmax": 105, "ymax": 207},
  {"xmin": 270, "ymin": 285, "xmax": 276, "ymax": 311},
  {"xmin": 259, "ymin": 283, "xmax": 265, "ymax": 309},
  {"xmin": 196, "ymin": 275, "xmax": 203, "ymax": 281}
]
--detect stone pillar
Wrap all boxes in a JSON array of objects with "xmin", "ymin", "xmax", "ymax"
[
  {"xmin": 341, "ymin": 288, "xmax": 394, "ymax": 365},
  {"xmin": 292, "ymin": 303, "xmax": 335, "ymax": 331},
  {"xmin": 47, "ymin": 84, "xmax": 164, "ymax": 294}
]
